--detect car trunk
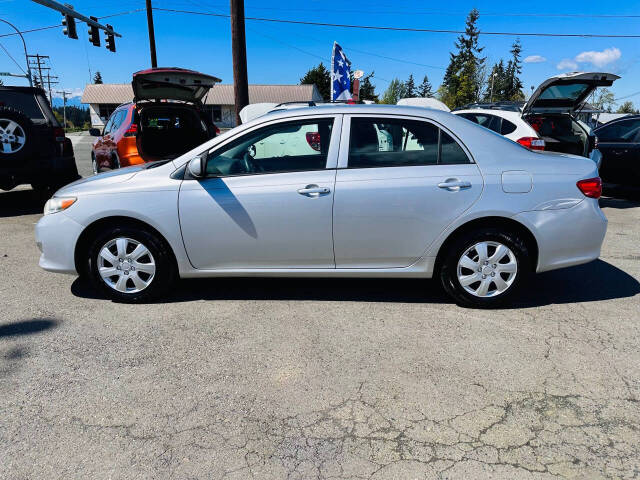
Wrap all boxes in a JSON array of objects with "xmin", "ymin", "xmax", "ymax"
[
  {"xmin": 522, "ymin": 72, "xmax": 619, "ymax": 157},
  {"xmin": 523, "ymin": 113, "xmax": 589, "ymax": 157},
  {"xmin": 136, "ymin": 103, "xmax": 210, "ymax": 161}
]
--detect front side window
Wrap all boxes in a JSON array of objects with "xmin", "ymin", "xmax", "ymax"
[
  {"xmin": 597, "ymin": 119, "xmax": 640, "ymax": 142},
  {"xmin": 206, "ymin": 118, "xmax": 334, "ymax": 176},
  {"xmin": 348, "ymin": 117, "xmax": 470, "ymax": 168}
]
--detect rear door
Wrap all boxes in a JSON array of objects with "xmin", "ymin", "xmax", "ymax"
[
  {"xmin": 333, "ymin": 115, "xmax": 483, "ymax": 268},
  {"xmin": 596, "ymin": 118, "xmax": 640, "ymax": 183}
]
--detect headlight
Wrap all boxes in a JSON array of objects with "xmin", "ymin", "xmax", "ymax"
[{"xmin": 43, "ymin": 197, "xmax": 77, "ymax": 215}]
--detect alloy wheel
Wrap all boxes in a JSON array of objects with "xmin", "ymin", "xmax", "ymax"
[
  {"xmin": 97, "ymin": 237, "xmax": 156, "ymax": 293},
  {"xmin": 0, "ymin": 119, "xmax": 26, "ymax": 154},
  {"xmin": 456, "ymin": 241, "xmax": 518, "ymax": 298}
]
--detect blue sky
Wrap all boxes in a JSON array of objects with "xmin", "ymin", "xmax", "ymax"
[{"xmin": 3, "ymin": 0, "xmax": 640, "ymax": 106}]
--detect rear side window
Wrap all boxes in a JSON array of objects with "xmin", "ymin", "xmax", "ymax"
[
  {"xmin": 348, "ymin": 117, "xmax": 470, "ymax": 168},
  {"xmin": 460, "ymin": 113, "xmax": 502, "ymax": 133},
  {"xmin": 596, "ymin": 119, "xmax": 640, "ymax": 142},
  {"xmin": 0, "ymin": 91, "xmax": 44, "ymax": 120},
  {"xmin": 500, "ymin": 119, "xmax": 517, "ymax": 135}
]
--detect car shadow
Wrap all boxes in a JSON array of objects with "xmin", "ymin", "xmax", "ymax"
[
  {"xmin": 0, "ymin": 318, "xmax": 60, "ymax": 338},
  {"xmin": 0, "ymin": 189, "xmax": 48, "ymax": 218},
  {"xmin": 71, "ymin": 259, "xmax": 639, "ymax": 309},
  {"xmin": 600, "ymin": 195, "xmax": 640, "ymax": 210}
]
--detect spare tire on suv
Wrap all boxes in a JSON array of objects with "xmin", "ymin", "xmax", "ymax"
[{"xmin": 0, "ymin": 106, "xmax": 34, "ymax": 162}]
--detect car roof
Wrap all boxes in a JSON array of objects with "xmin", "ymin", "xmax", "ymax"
[
  {"xmin": 594, "ymin": 114, "xmax": 640, "ymax": 130},
  {"xmin": 248, "ymin": 103, "xmax": 458, "ymax": 126},
  {"xmin": 0, "ymin": 86, "xmax": 47, "ymax": 96},
  {"xmin": 453, "ymin": 108, "xmax": 525, "ymax": 122}
]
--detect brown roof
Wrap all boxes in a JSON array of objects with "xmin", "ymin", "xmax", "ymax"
[{"xmin": 81, "ymin": 83, "xmax": 322, "ymax": 105}]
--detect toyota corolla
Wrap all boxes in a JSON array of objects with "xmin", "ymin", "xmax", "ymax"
[{"xmin": 35, "ymin": 105, "xmax": 607, "ymax": 308}]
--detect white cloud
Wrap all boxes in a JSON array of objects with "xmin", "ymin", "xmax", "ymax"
[
  {"xmin": 524, "ymin": 55, "xmax": 546, "ymax": 64},
  {"xmin": 52, "ymin": 87, "xmax": 84, "ymax": 99},
  {"xmin": 575, "ymin": 47, "xmax": 621, "ymax": 68},
  {"xmin": 557, "ymin": 59, "xmax": 578, "ymax": 70}
]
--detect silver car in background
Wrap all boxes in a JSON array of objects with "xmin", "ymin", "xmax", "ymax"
[{"xmin": 35, "ymin": 105, "xmax": 607, "ymax": 308}]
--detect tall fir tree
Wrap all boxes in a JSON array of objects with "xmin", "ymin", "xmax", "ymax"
[
  {"xmin": 300, "ymin": 63, "xmax": 330, "ymax": 101},
  {"xmin": 504, "ymin": 39, "xmax": 524, "ymax": 100},
  {"xmin": 380, "ymin": 78, "xmax": 405, "ymax": 104},
  {"xmin": 93, "ymin": 71, "xmax": 103, "ymax": 84},
  {"xmin": 439, "ymin": 9, "xmax": 485, "ymax": 108},
  {"xmin": 357, "ymin": 73, "xmax": 378, "ymax": 102},
  {"xmin": 404, "ymin": 74, "xmax": 416, "ymax": 97},
  {"xmin": 417, "ymin": 75, "xmax": 433, "ymax": 97}
]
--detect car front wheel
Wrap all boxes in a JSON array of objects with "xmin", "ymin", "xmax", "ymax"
[
  {"xmin": 439, "ymin": 228, "xmax": 531, "ymax": 308},
  {"xmin": 87, "ymin": 225, "xmax": 176, "ymax": 303}
]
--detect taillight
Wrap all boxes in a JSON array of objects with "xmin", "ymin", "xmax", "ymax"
[
  {"xmin": 517, "ymin": 137, "xmax": 545, "ymax": 151},
  {"xmin": 124, "ymin": 123, "xmax": 137, "ymax": 137},
  {"xmin": 577, "ymin": 177, "xmax": 602, "ymax": 199},
  {"xmin": 214, "ymin": 125, "xmax": 220, "ymax": 135},
  {"xmin": 306, "ymin": 132, "xmax": 321, "ymax": 151},
  {"xmin": 53, "ymin": 127, "xmax": 65, "ymax": 142}
]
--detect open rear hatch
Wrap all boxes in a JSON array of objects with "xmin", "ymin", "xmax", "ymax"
[
  {"xmin": 132, "ymin": 67, "xmax": 221, "ymax": 105},
  {"xmin": 522, "ymin": 72, "xmax": 619, "ymax": 157},
  {"xmin": 523, "ymin": 72, "xmax": 619, "ymax": 115}
]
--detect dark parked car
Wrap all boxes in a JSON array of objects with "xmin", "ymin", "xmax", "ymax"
[
  {"xmin": 0, "ymin": 86, "xmax": 79, "ymax": 192},
  {"xmin": 594, "ymin": 115, "xmax": 640, "ymax": 186}
]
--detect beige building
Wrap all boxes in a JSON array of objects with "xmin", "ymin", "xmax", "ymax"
[{"xmin": 81, "ymin": 83, "xmax": 323, "ymax": 128}]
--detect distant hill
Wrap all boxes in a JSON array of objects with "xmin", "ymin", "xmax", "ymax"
[{"xmin": 51, "ymin": 96, "xmax": 84, "ymax": 108}]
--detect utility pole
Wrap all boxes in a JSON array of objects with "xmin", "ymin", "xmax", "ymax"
[
  {"xmin": 27, "ymin": 54, "xmax": 51, "ymax": 92},
  {"xmin": 230, "ymin": 0, "xmax": 249, "ymax": 126},
  {"xmin": 489, "ymin": 72, "xmax": 497, "ymax": 103},
  {"xmin": 145, "ymin": 0, "xmax": 158, "ymax": 68},
  {"xmin": 57, "ymin": 90, "xmax": 70, "ymax": 130},
  {"xmin": 46, "ymin": 72, "xmax": 59, "ymax": 106}
]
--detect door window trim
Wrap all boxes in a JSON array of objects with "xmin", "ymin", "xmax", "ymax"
[
  {"xmin": 338, "ymin": 114, "xmax": 475, "ymax": 169},
  {"xmin": 198, "ymin": 114, "xmax": 343, "ymax": 179}
]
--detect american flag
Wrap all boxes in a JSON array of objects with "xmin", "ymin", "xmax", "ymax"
[{"xmin": 331, "ymin": 42, "xmax": 352, "ymax": 101}]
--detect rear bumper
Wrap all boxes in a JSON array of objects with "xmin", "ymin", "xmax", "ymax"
[
  {"xmin": 35, "ymin": 211, "xmax": 84, "ymax": 274},
  {"xmin": 514, "ymin": 198, "xmax": 607, "ymax": 273}
]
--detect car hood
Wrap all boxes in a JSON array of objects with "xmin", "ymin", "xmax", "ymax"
[
  {"xmin": 132, "ymin": 67, "xmax": 221, "ymax": 104},
  {"xmin": 55, "ymin": 165, "xmax": 147, "ymax": 196},
  {"xmin": 523, "ymin": 72, "xmax": 619, "ymax": 114}
]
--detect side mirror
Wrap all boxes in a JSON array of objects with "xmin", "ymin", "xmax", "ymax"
[
  {"xmin": 187, "ymin": 152, "xmax": 207, "ymax": 178},
  {"xmin": 89, "ymin": 128, "xmax": 101, "ymax": 137}
]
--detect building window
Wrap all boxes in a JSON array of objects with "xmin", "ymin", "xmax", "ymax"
[
  {"xmin": 203, "ymin": 105, "xmax": 222, "ymax": 123},
  {"xmin": 98, "ymin": 104, "xmax": 118, "ymax": 121}
]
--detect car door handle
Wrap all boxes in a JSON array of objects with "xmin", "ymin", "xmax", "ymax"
[
  {"xmin": 297, "ymin": 185, "xmax": 331, "ymax": 197},
  {"xmin": 438, "ymin": 180, "xmax": 472, "ymax": 190}
]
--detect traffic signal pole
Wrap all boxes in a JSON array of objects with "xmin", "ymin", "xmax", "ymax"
[
  {"xmin": 145, "ymin": 0, "xmax": 158, "ymax": 68},
  {"xmin": 230, "ymin": 0, "xmax": 249, "ymax": 126}
]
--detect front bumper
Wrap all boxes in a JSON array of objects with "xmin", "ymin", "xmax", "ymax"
[
  {"xmin": 514, "ymin": 198, "xmax": 607, "ymax": 273},
  {"xmin": 35, "ymin": 211, "xmax": 85, "ymax": 274}
]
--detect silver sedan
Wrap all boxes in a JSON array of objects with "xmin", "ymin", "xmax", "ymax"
[{"xmin": 35, "ymin": 105, "xmax": 607, "ymax": 308}]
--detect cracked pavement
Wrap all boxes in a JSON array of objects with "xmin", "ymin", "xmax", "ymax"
[{"xmin": 1, "ymin": 150, "xmax": 639, "ymax": 479}]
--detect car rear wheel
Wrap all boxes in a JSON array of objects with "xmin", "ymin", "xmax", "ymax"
[
  {"xmin": 0, "ymin": 107, "xmax": 33, "ymax": 162},
  {"xmin": 439, "ymin": 228, "xmax": 531, "ymax": 308},
  {"xmin": 87, "ymin": 225, "xmax": 176, "ymax": 303}
]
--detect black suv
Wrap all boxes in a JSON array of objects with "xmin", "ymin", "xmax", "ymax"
[{"xmin": 0, "ymin": 86, "xmax": 79, "ymax": 192}]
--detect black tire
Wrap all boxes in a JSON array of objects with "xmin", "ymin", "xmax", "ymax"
[
  {"xmin": 439, "ymin": 228, "xmax": 531, "ymax": 308},
  {"xmin": 110, "ymin": 153, "xmax": 120, "ymax": 170},
  {"xmin": 0, "ymin": 106, "xmax": 34, "ymax": 163},
  {"xmin": 86, "ymin": 225, "xmax": 177, "ymax": 303}
]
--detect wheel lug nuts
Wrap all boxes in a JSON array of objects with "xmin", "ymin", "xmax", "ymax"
[
  {"xmin": 482, "ymin": 274, "xmax": 486, "ymax": 279},
  {"xmin": 491, "ymin": 272, "xmax": 496, "ymax": 277},
  {"xmin": 493, "ymin": 264, "xmax": 497, "ymax": 268},
  {"xmin": 116, "ymin": 266, "xmax": 121, "ymax": 270},
  {"xmin": 124, "ymin": 271, "xmax": 129, "ymax": 275}
]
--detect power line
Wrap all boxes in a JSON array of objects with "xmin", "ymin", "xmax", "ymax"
[
  {"xmin": 152, "ymin": 7, "xmax": 640, "ymax": 38},
  {"xmin": 614, "ymin": 90, "xmax": 640, "ymax": 101},
  {"xmin": 0, "ymin": 39, "xmax": 27, "ymax": 74}
]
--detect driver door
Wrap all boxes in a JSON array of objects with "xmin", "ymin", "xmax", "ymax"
[{"xmin": 178, "ymin": 115, "xmax": 341, "ymax": 270}]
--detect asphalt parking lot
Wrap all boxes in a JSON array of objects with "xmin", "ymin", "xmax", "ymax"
[{"xmin": 1, "ymin": 133, "xmax": 639, "ymax": 479}]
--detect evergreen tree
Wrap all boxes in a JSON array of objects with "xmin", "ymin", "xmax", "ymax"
[
  {"xmin": 93, "ymin": 71, "xmax": 103, "ymax": 84},
  {"xmin": 503, "ymin": 39, "xmax": 524, "ymax": 100},
  {"xmin": 485, "ymin": 60, "xmax": 507, "ymax": 101},
  {"xmin": 380, "ymin": 78, "xmax": 405, "ymax": 104},
  {"xmin": 417, "ymin": 75, "xmax": 433, "ymax": 97},
  {"xmin": 439, "ymin": 9, "xmax": 485, "ymax": 108},
  {"xmin": 357, "ymin": 72, "xmax": 378, "ymax": 102},
  {"xmin": 404, "ymin": 74, "xmax": 416, "ymax": 97},
  {"xmin": 300, "ymin": 63, "xmax": 330, "ymax": 101},
  {"xmin": 617, "ymin": 101, "xmax": 636, "ymax": 114}
]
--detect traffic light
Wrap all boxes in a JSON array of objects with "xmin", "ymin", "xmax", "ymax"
[
  {"xmin": 62, "ymin": 14, "xmax": 78, "ymax": 39},
  {"xmin": 105, "ymin": 24, "xmax": 116, "ymax": 53},
  {"xmin": 88, "ymin": 16, "xmax": 100, "ymax": 47}
]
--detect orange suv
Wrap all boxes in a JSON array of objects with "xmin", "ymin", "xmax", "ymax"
[{"xmin": 90, "ymin": 68, "xmax": 220, "ymax": 173}]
